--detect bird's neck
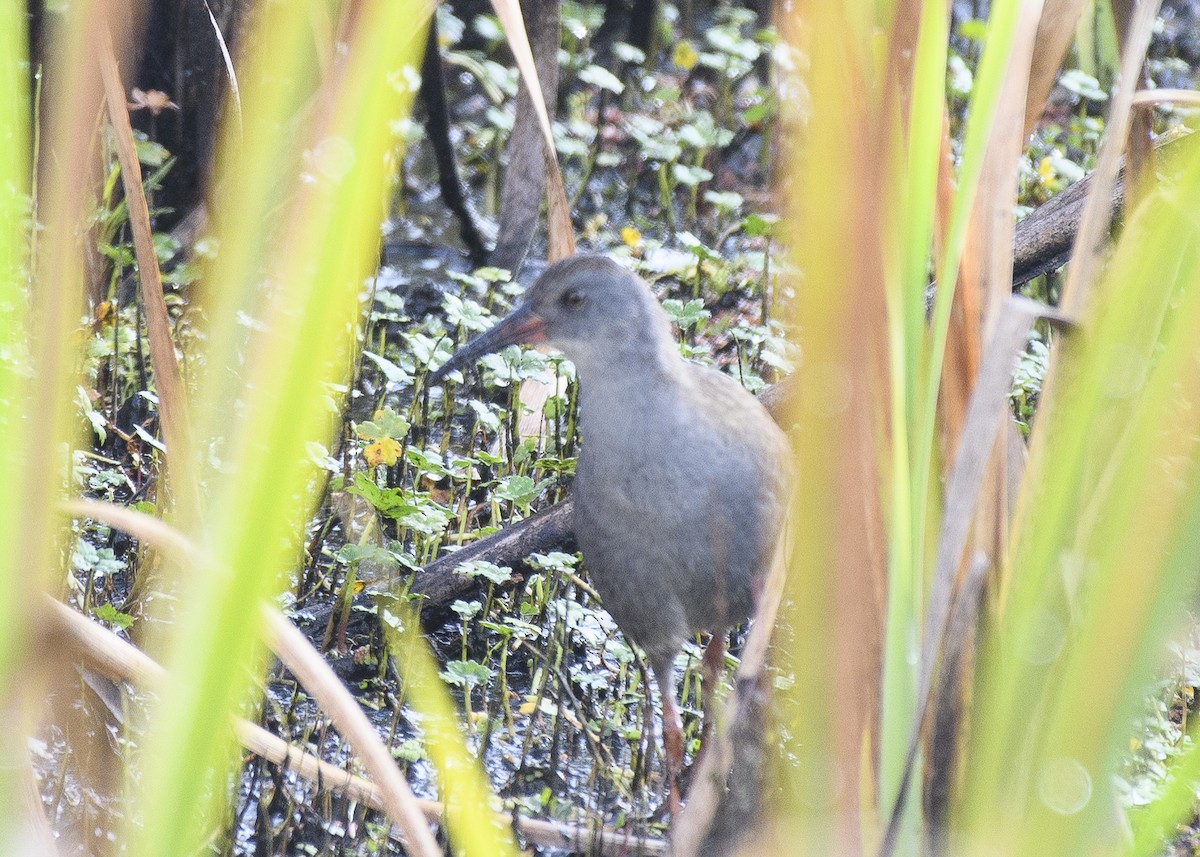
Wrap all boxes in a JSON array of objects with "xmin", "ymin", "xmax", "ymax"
[
  {"xmin": 573, "ymin": 341, "xmax": 688, "ymax": 466},
  {"xmin": 576, "ymin": 335, "xmax": 684, "ymax": 401}
]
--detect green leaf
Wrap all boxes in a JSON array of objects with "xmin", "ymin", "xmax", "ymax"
[
  {"xmin": 662, "ymin": 298, "xmax": 711, "ymax": 329},
  {"xmin": 443, "ymin": 293, "xmax": 493, "ymax": 332},
  {"xmin": 579, "ymin": 64, "xmax": 624, "ymax": 94},
  {"xmin": 1058, "ymin": 69, "xmax": 1108, "ymax": 101},
  {"xmin": 376, "ymin": 408, "xmax": 410, "ymax": 438},
  {"xmin": 450, "ymin": 599, "xmax": 482, "ymax": 620},
  {"xmin": 362, "ymin": 351, "xmax": 412, "ymax": 386},
  {"xmin": 95, "ymin": 602, "xmax": 135, "ymax": 630},
  {"xmin": 612, "ymin": 42, "xmax": 646, "ymax": 64},
  {"xmin": 405, "ymin": 446, "xmax": 447, "ymax": 477},
  {"xmin": 347, "ymin": 473, "xmax": 451, "ymax": 534},
  {"xmin": 742, "ymin": 212, "xmax": 778, "ymax": 237},
  {"xmin": 468, "ymin": 399, "xmax": 502, "ymax": 433},
  {"xmin": 134, "ymin": 137, "xmax": 171, "ymax": 167},
  {"xmin": 153, "ymin": 233, "xmax": 181, "ymax": 264},
  {"xmin": 494, "ymin": 474, "xmax": 543, "ymax": 508},
  {"xmin": 958, "ymin": 17, "xmax": 987, "ymax": 41},
  {"xmin": 72, "ymin": 540, "xmax": 125, "ymax": 576},
  {"xmin": 472, "ymin": 14, "xmax": 502, "ymax": 41},
  {"xmin": 440, "ymin": 659, "xmax": 492, "ymax": 688},
  {"xmin": 527, "ymin": 551, "xmax": 578, "ymax": 573},
  {"xmin": 454, "ymin": 560, "xmax": 513, "ymax": 584},
  {"xmin": 671, "ymin": 163, "xmax": 713, "ymax": 187},
  {"xmin": 703, "ymin": 190, "xmax": 743, "ymax": 213}
]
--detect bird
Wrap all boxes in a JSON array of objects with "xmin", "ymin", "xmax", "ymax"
[{"xmin": 432, "ymin": 254, "xmax": 790, "ymax": 817}]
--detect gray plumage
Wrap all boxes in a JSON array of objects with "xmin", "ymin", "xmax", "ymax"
[{"xmin": 435, "ymin": 254, "xmax": 790, "ymax": 812}]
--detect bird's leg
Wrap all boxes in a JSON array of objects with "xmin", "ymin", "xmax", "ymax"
[
  {"xmin": 661, "ymin": 690, "xmax": 684, "ymax": 819},
  {"xmin": 692, "ymin": 632, "xmax": 727, "ymax": 773},
  {"xmin": 654, "ymin": 660, "xmax": 684, "ymax": 820}
]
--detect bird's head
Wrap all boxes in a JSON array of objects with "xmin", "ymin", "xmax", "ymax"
[{"xmin": 432, "ymin": 255, "xmax": 676, "ymax": 382}]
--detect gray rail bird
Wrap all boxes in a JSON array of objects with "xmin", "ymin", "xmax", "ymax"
[{"xmin": 433, "ymin": 254, "xmax": 790, "ymax": 816}]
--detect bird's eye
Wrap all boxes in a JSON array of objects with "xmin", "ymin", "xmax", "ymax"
[{"xmin": 561, "ymin": 289, "xmax": 586, "ymax": 309}]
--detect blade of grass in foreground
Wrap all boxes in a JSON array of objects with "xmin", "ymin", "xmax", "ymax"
[
  {"xmin": 877, "ymin": 0, "xmax": 950, "ymax": 849},
  {"xmin": 15, "ymin": 0, "xmax": 111, "ymax": 834},
  {"xmin": 1, "ymin": 0, "xmax": 114, "ymax": 844},
  {"xmin": 776, "ymin": 1, "xmax": 886, "ymax": 852},
  {"xmin": 879, "ymin": 0, "xmax": 1029, "ymax": 847},
  {"xmin": 384, "ymin": 601, "xmax": 522, "ymax": 856},
  {"xmin": 129, "ymin": 1, "xmax": 436, "ymax": 853},
  {"xmin": 0, "ymin": 0, "xmax": 33, "ymax": 597},
  {"xmin": 911, "ymin": 0, "xmax": 1026, "ymax": 591}
]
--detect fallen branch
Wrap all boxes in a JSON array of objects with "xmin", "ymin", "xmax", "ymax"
[
  {"xmin": 1010, "ymin": 153, "xmax": 1121, "ymax": 288},
  {"xmin": 1011, "ymin": 129, "xmax": 1191, "ymax": 288},
  {"xmin": 413, "ymin": 497, "xmax": 575, "ymax": 610}
]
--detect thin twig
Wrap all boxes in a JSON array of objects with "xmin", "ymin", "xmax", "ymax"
[{"xmin": 1130, "ymin": 88, "xmax": 1200, "ymax": 107}]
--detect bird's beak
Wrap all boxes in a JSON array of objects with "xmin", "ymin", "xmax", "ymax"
[{"xmin": 431, "ymin": 304, "xmax": 548, "ymax": 382}]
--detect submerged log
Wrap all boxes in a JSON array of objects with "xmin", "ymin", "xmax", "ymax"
[{"xmin": 413, "ymin": 497, "xmax": 575, "ymax": 612}]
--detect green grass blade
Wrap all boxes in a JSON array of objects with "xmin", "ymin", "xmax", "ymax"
[
  {"xmin": 385, "ymin": 602, "xmax": 523, "ymax": 857},
  {"xmin": 877, "ymin": 0, "xmax": 951, "ymax": 845},
  {"xmin": 913, "ymin": 0, "xmax": 1023, "ymax": 546}
]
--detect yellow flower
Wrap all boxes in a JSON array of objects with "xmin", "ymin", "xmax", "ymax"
[
  {"xmin": 364, "ymin": 437, "xmax": 402, "ymax": 467},
  {"xmin": 673, "ymin": 40, "xmax": 698, "ymax": 70},
  {"xmin": 620, "ymin": 225, "xmax": 643, "ymax": 248},
  {"xmin": 94, "ymin": 300, "xmax": 115, "ymax": 326},
  {"xmin": 1037, "ymin": 156, "xmax": 1055, "ymax": 185}
]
